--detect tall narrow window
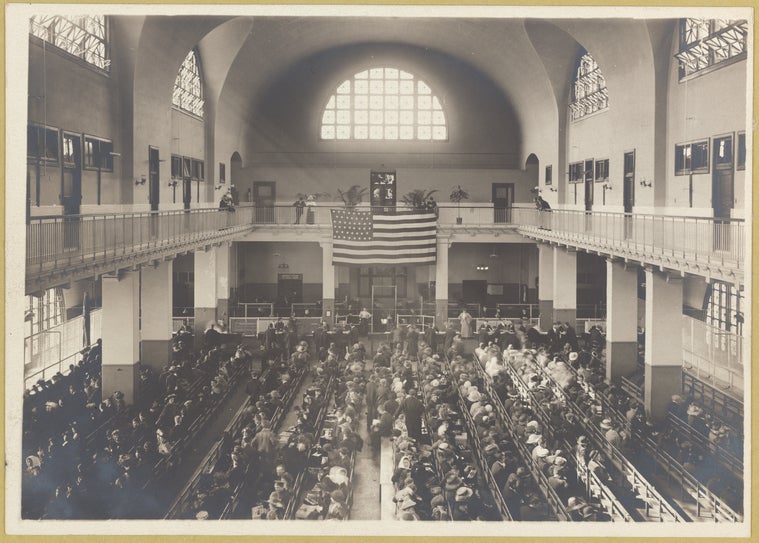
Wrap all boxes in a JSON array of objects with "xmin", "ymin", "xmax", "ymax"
[
  {"xmin": 172, "ymin": 49, "xmax": 204, "ymax": 117},
  {"xmin": 320, "ymin": 67, "xmax": 447, "ymax": 141},
  {"xmin": 676, "ymin": 19, "xmax": 747, "ymax": 79},
  {"xmin": 569, "ymin": 51, "xmax": 608, "ymax": 121},
  {"xmin": 29, "ymin": 15, "xmax": 109, "ymax": 71}
]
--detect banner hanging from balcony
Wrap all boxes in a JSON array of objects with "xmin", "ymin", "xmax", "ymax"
[{"xmin": 330, "ymin": 208, "xmax": 437, "ymax": 265}]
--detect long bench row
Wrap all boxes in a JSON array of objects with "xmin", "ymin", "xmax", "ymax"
[
  {"xmin": 543, "ymin": 356, "xmax": 741, "ymax": 522},
  {"xmin": 522, "ymin": 355, "xmax": 685, "ymax": 522},
  {"xmin": 475, "ymin": 354, "xmax": 628, "ymax": 522}
]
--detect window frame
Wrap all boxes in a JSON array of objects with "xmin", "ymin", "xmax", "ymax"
[
  {"xmin": 676, "ymin": 19, "xmax": 748, "ymax": 81},
  {"xmin": 61, "ymin": 131, "xmax": 81, "ymax": 168},
  {"xmin": 27, "ymin": 123, "xmax": 60, "ymax": 164},
  {"xmin": 172, "ymin": 49, "xmax": 204, "ymax": 118},
  {"xmin": 82, "ymin": 135, "xmax": 114, "ymax": 172},
  {"xmin": 171, "ymin": 155, "xmax": 183, "ymax": 179},
  {"xmin": 594, "ymin": 158, "xmax": 610, "ymax": 183},
  {"xmin": 568, "ymin": 161, "xmax": 584, "ymax": 184},
  {"xmin": 569, "ymin": 51, "xmax": 609, "ymax": 122},
  {"xmin": 674, "ymin": 138, "xmax": 710, "ymax": 176},
  {"xmin": 545, "ymin": 165, "xmax": 553, "ymax": 186},
  {"xmin": 219, "ymin": 162, "xmax": 226, "ymax": 184},
  {"xmin": 29, "ymin": 15, "xmax": 110, "ymax": 74},
  {"xmin": 319, "ymin": 67, "xmax": 448, "ymax": 142}
]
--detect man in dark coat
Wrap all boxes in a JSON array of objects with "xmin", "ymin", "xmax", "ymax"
[
  {"xmin": 365, "ymin": 376, "xmax": 379, "ymax": 431},
  {"xmin": 443, "ymin": 323, "xmax": 457, "ymax": 352},
  {"xmin": 395, "ymin": 389, "xmax": 424, "ymax": 441}
]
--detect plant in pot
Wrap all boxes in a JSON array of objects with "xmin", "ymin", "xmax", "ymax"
[
  {"xmin": 401, "ymin": 189, "xmax": 439, "ymax": 211},
  {"xmin": 449, "ymin": 185, "xmax": 470, "ymax": 224},
  {"xmin": 336, "ymin": 185, "xmax": 368, "ymax": 208}
]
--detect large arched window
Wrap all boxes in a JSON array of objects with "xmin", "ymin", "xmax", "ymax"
[
  {"xmin": 675, "ymin": 19, "xmax": 747, "ymax": 80},
  {"xmin": 29, "ymin": 15, "xmax": 109, "ymax": 71},
  {"xmin": 569, "ymin": 51, "xmax": 608, "ymax": 122},
  {"xmin": 172, "ymin": 49, "xmax": 204, "ymax": 117},
  {"xmin": 320, "ymin": 68, "xmax": 447, "ymax": 141}
]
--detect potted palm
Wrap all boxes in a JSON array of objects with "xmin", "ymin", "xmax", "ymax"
[
  {"xmin": 336, "ymin": 185, "xmax": 368, "ymax": 208},
  {"xmin": 401, "ymin": 189, "xmax": 438, "ymax": 211},
  {"xmin": 449, "ymin": 185, "xmax": 470, "ymax": 224}
]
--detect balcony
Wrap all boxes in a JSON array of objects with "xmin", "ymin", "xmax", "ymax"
[
  {"xmin": 512, "ymin": 207, "xmax": 745, "ymax": 284},
  {"xmin": 26, "ymin": 207, "xmax": 257, "ymax": 293},
  {"xmin": 25, "ymin": 204, "xmax": 745, "ymax": 293}
]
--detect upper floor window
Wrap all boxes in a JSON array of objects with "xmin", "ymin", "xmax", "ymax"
[
  {"xmin": 29, "ymin": 15, "xmax": 109, "ymax": 71},
  {"xmin": 706, "ymin": 281, "xmax": 743, "ymax": 336},
  {"xmin": 676, "ymin": 19, "xmax": 748, "ymax": 80},
  {"xmin": 569, "ymin": 51, "xmax": 608, "ymax": 121},
  {"xmin": 320, "ymin": 68, "xmax": 447, "ymax": 141},
  {"xmin": 172, "ymin": 49, "xmax": 204, "ymax": 118}
]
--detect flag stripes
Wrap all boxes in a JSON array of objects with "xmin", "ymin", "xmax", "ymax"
[{"xmin": 331, "ymin": 208, "xmax": 437, "ymax": 265}]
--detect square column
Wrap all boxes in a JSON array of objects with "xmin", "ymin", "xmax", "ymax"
[
  {"xmin": 215, "ymin": 244, "xmax": 231, "ymax": 321},
  {"xmin": 140, "ymin": 260, "xmax": 174, "ymax": 371},
  {"xmin": 321, "ymin": 241, "xmax": 336, "ymax": 324},
  {"xmin": 537, "ymin": 244, "xmax": 554, "ymax": 331},
  {"xmin": 435, "ymin": 238, "xmax": 450, "ymax": 329},
  {"xmin": 644, "ymin": 268, "xmax": 683, "ymax": 421},
  {"xmin": 194, "ymin": 248, "xmax": 218, "ymax": 341},
  {"xmin": 552, "ymin": 247, "xmax": 577, "ymax": 329},
  {"xmin": 605, "ymin": 259, "xmax": 639, "ymax": 383},
  {"xmin": 102, "ymin": 272, "xmax": 140, "ymax": 404}
]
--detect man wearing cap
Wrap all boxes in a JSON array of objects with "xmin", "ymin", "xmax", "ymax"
[
  {"xmin": 503, "ymin": 467, "xmax": 529, "ymax": 520},
  {"xmin": 452, "ymin": 486, "xmax": 474, "ymax": 520}
]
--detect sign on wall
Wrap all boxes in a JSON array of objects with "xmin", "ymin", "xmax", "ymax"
[{"xmin": 370, "ymin": 170, "xmax": 397, "ymax": 209}]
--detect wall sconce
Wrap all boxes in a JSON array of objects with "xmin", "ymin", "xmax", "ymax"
[
  {"xmin": 547, "ymin": 187, "xmax": 558, "ymax": 192},
  {"xmin": 215, "ymin": 185, "xmax": 225, "ymax": 191},
  {"xmin": 603, "ymin": 183, "xmax": 612, "ymax": 191},
  {"xmin": 168, "ymin": 180, "xmax": 178, "ymax": 188},
  {"xmin": 277, "ymin": 262, "xmax": 290, "ymax": 270},
  {"xmin": 135, "ymin": 176, "xmax": 146, "ymax": 186},
  {"xmin": 476, "ymin": 265, "xmax": 489, "ymax": 271},
  {"xmin": 639, "ymin": 179, "xmax": 652, "ymax": 188}
]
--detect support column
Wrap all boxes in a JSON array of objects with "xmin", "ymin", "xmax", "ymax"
[
  {"xmin": 644, "ymin": 268, "xmax": 683, "ymax": 422},
  {"xmin": 605, "ymin": 259, "xmax": 639, "ymax": 383},
  {"xmin": 537, "ymin": 244, "xmax": 553, "ymax": 332},
  {"xmin": 140, "ymin": 260, "xmax": 173, "ymax": 372},
  {"xmin": 553, "ymin": 246, "xmax": 577, "ymax": 329},
  {"xmin": 101, "ymin": 272, "xmax": 140, "ymax": 404},
  {"xmin": 321, "ymin": 241, "xmax": 335, "ymax": 324},
  {"xmin": 194, "ymin": 248, "xmax": 218, "ymax": 342},
  {"xmin": 435, "ymin": 238, "xmax": 450, "ymax": 329},
  {"xmin": 215, "ymin": 244, "xmax": 231, "ymax": 323}
]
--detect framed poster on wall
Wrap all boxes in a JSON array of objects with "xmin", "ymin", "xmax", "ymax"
[{"xmin": 370, "ymin": 170, "xmax": 396, "ymax": 211}]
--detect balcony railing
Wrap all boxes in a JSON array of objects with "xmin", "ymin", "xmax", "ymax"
[
  {"xmin": 26, "ymin": 204, "xmax": 745, "ymax": 291},
  {"xmin": 512, "ymin": 207, "xmax": 744, "ymax": 278},
  {"xmin": 26, "ymin": 206, "xmax": 257, "ymax": 280}
]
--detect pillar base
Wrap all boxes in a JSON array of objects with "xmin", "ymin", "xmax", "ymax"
[
  {"xmin": 141, "ymin": 339, "xmax": 172, "ymax": 372},
  {"xmin": 605, "ymin": 341, "xmax": 638, "ymax": 384},
  {"xmin": 435, "ymin": 300, "xmax": 449, "ymax": 330},
  {"xmin": 644, "ymin": 364, "xmax": 682, "ymax": 422},
  {"xmin": 102, "ymin": 364, "xmax": 139, "ymax": 405},
  {"xmin": 322, "ymin": 299, "xmax": 335, "ymax": 326},
  {"xmin": 217, "ymin": 298, "xmax": 229, "ymax": 322},
  {"xmin": 194, "ymin": 307, "xmax": 217, "ymax": 348},
  {"xmin": 553, "ymin": 308, "xmax": 576, "ymax": 330},
  {"xmin": 538, "ymin": 300, "xmax": 553, "ymax": 332}
]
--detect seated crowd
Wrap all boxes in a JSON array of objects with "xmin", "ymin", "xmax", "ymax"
[{"xmin": 23, "ymin": 332, "xmax": 252, "ymax": 520}]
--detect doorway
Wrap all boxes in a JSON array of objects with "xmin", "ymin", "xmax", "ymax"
[
  {"xmin": 462, "ymin": 280, "xmax": 487, "ymax": 307},
  {"xmin": 148, "ymin": 146, "xmax": 160, "ymax": 212},
  {"xmin": 182, "ymin": 157, "xmax": 192, "ymax": 211},
  {"xmin": 712, "ymin": 135, "xmax": 734, "ymax": 250},
  {"xmin": 277, "ymin": 273, "xmax": 303, "ymax": 307},
  {"xmin": 492, "ymin": 183, "xmax": 514, "ymax": 223},
  {"xmin": 61, "ymin": 132, "xmax": 82, "ymax": 249},
  {"xmin": 254, "ymin": 181, "xmax": 276, "ymax": 223},
  {"xmin": 583, "ymin": 158, "xmax": 594, "ymax": 212},
  {"xmin": 623, "ymin": 150, "xmax": 635, "ymax": 239}
]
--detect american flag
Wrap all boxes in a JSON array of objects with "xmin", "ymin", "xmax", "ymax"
[{"xmin": 330, "ymin": 209, "xmax": 437, "ymax": 265}]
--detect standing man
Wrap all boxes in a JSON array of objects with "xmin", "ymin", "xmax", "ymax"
[
  {"xmin": 458, "ymin": 308, "xmax": 473, "ymax": 338},
  {"xmin": 293, "ymin": 195, "xmax": 306, "ymax": 224},
  {"xmin": 365, "ymin": 375, "xmax": 378, "ymax": 431},
  {"xmin": 395, "ymin": 389, "xmax": 424, "ymax": 441}
]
